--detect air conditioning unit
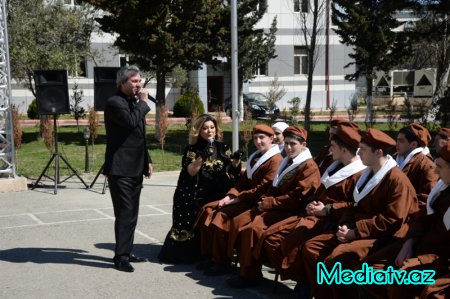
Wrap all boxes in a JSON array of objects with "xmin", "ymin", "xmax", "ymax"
[
  {"xmin": 373, "ymin": 71, "xmax": 391, "ymax": 96},
  {"xmin": 392, "ymin": 70, "xmax": 414, "ymax": 96},
  {"xmin": 413, "ymin": 68, "xmax": 435, "ymax": 97}
]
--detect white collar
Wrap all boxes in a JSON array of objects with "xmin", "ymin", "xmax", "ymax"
[
  {"xmin": 444, "ymin": 207, "xmax": 450, "ymax": 231},
  {"xmin": 353, "ymin": 155, "xmax": 397, "ymax": 205},
  {"xmin": 426, "ymin": 179, "xmax": 448, "ymax": 215},
  {"xmin": 246, "ymin": 145, "xmax": 280, "ymax": 179},
  {"xmin": 396, "ymin": 147, "xmax": 428, "ymax": 170},
  {"xmin": 272, "ymin": 148, "xmax": 313, "ymax": 187},
  {"xmin": 426, "ymin": 179, "xmax": 450, "ymax": 231},
  {"xmin": 321, "ymin": 158, "xmax": 366, "ymax": 189}
]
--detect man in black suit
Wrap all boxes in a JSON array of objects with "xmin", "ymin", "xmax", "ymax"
[{"xmin": 103, "ymin": 65, "xmax": 152, "ymax": 272}]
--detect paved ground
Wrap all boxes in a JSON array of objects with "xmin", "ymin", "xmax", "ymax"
[{"xmin": 0, "ymin": 172, "xmax": 296, "ymax": 299}]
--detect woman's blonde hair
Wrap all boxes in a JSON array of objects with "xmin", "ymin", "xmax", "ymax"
[{"xmin": 188, "ymin": 114, "xmax": 222, "ymax": 145}]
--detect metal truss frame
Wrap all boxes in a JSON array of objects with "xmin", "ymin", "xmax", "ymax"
[{"xmin": 0, "ymin": 0, "xmax": 17, "ymax": 177}]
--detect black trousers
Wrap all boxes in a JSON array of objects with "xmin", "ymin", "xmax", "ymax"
[{"xmin": 108, "ymin": 175, "xmax": 143, "ymax": 259}]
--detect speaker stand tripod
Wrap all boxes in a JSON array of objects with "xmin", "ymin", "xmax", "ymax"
[
  {"xmin": 32, "ymin": 115, "xmax": 89, "ymax": 194},
  {"xmin": 90, "ymin": 163, "xmax": 108, "ymax": 194}
]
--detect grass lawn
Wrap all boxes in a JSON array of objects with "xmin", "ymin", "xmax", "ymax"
[{"xmin": 15, "ymin": 120, "xmax": 404, "ymax": 179}]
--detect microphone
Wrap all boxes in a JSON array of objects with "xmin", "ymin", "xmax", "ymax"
[{"xmin": 207, "ymin": 137, "xmax": 215, "ymax": 160}]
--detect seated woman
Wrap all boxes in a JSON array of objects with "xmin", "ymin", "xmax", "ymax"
[{"xmin": 158, "ymin": 114, "xmax": 241, "ymax": 264}]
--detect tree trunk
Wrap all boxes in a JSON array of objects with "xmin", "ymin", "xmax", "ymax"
[
  {"xmin": 303, "ymin": 0, "xmax": 319, "ymax": 132},
  {"xmin": 154, "ymin": 69, "xmax": 166, "ymax": 141},
  {"xmin": 365, "ymin": 76, "xmax": 374, "ymax": 127}
]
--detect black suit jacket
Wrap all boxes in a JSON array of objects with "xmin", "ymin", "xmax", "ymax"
[{"xmin": 103, "ymin": 90, "xmax": 151, "ymax": 177}]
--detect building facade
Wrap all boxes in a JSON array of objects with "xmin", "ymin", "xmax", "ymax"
[{"xmin": 11, "ymin": 0, "xmax": 357, "ymax": 114}]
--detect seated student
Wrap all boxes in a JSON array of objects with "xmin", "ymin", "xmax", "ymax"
[
  {"xmin": 360, "ymin": 141, "xmax": 450, "ymax": 299},
  {"xmin": 272, "ymin": 122, "xmax": 289, "ymax": 157},
  {"xmin": 395, "ymin": 123, "xmax": 438, "ymax": 207},
  {"xmin": 315, "ymin": 120, "xmax": 360, "ymax": 175},
  {"xmin": 226, "ymin": 126, "xmax": 321, "ymax": 288},
  {"xmin": 301, "ymin": 128, "xmax": 419, "ymax": 299},
  {"xmin": 434, "ymin": 128, "xmax": 450, "ymax": 156},
  {"xmin": 255, "ymin": 125, "xmax": 366, "ymax": 285},
  {"xmin": 194, "ymin": 124, "xmax": 282, "ymax": 275}
]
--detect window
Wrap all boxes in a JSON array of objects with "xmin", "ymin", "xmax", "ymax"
[
  {"xmin": 64, "ymin": 0, "xmax": 82, "ymax": 6},
  {"xmin": 78, "ymin": 57, "xmax": 86, "ymax": 77},
  {"xmin": 294, "ymin": 46, "xmax": 308, "ymax": 75},
  {"xmin": 68, "ymin": 56, "xmax": 86, "ymax": 77},
  {"xmin": 294, "ymin": 0, "xmax": 308, "ymax": 13},
  {"xmin": 302, "ymin": 0, "xmax": 309, "ymax": 13},
  {"xmin": 120, "ymin": 56, "xmax": 128, "ymax": 67},
  {"xmin": 253, "ymin": 63, "xmax": 267, "ymax": 76}
]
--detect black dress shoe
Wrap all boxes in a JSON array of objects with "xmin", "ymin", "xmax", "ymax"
[
  {"xmin": 129, "ymin": 254, "xmax": 148, "ymax": 263},
  {"xmin": 114, "ymin": 259, "xmax": 135, "ymax": 273},
  {"xmin": 226, "ymin": 276, "xmax": 261, "ymax": 288}
]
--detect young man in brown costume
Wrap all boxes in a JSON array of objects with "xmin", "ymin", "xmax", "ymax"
[
  {"xmin": 300, "ymin": 128, "xmax": 419, "ymax": 299},
  {"xmin": 360, "ymin": 141, "xmax": 450, "ymax": 299},
  {"xmin": 314, "ymin": 120, "xmax": 360, "ymax": 175},
  {"xmin": 395, "ymin": 123, "xmax": 438, "ymax": 208},
  {"xmin": 226, "ymin": 126, "xmax": 321, "ymax": 288},
  {"xmin": 255, "ymin": 125, "xmax": 366, "ymax": 287},
  {"xmin": 434, "ymin": 128, "xmax": 450, "ymax": 156},
  {"xmin": 194, "ymin": 124, "xmax": 282, "ymax": 275}
]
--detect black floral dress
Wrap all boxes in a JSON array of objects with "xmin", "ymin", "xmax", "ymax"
[{"xmin": 158, "ymin": 138, "xmax": 240, "ymax": 264}]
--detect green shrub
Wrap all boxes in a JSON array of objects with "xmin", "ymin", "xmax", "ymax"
[
  {"xmin": 27, "ymin": 99, "xmax": 39, "ymax": 119},
  {"xmin": 173, "ymin": 91, "xmax": 205, "ymax": 117}
]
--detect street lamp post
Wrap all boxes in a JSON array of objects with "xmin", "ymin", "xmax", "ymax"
[{"xmin": 83, "ymin": 127, "xmax": 90, "ymax": 173}]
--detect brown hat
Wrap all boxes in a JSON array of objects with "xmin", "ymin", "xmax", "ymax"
[
  {"xmin": 439, "ymin": 141, "xmax": 450, "ymax": 163},
  {"xmin": 283, "ymin": 126, "xmax": 308, "ymax": 141},
  {"xmin": 361, "ymin": 128, "xmax": 396, "ymax": 151},
  {"xmin": 409, "ymin": 123, "xmax": 431, "ymax": 147},
  {"xmin": 438, "ymin": 128, "xmax": 450, "ymax": 139},
  {"xmin": 252, "ymin": 124, "xmax": 274, "ymax": 136},
  {"xmin": 330, "ymin": 119, "xmax": 360, "ymax": 131},
  {"xmin": 335, "ymin": 125, "xmax": 361, "ymax": 149}
]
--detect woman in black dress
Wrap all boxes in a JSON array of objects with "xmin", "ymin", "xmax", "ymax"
[{"xmin": 158, "ymin": 114, "xmax": 241, "ymax": 264}]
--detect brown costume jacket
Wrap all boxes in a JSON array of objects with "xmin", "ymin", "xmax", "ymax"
[
  {"xmin": 394, "ymin": 152, "xmax": 438, "ymax": 206},
  {"xmin": 229, "ymin": 158, "xmax": 321, "ymax": 276}
]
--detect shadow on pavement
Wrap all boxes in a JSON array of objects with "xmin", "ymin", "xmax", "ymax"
[
  {"xmin": 156, "ymin": 258, "xmax": 295, "ymax": 298},
  {"xmin": 0, "ymin": 247, "xmax": 112, "ymax": 268},
  {"xmin": 94, "ymin": 242, "xmax": 296, "ymax": 297},
  {"xmin": 95, "ymin": 243, "xmax": 162, "ymax": 264}
]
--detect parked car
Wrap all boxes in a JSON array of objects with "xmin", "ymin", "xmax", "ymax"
[{"xmin": 224, "ymin": 92, "xmax": 280, "ymax": 119}]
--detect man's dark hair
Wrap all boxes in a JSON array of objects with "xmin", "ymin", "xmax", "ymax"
[
  {"xmin": 362, "ymin": 142, "xmax": 388, "ymax": 156},
  {"xmin": 398, "ymin": 126, "xmax": 420, "ymax": 146},
  {"xmin": 330, "ymin": 134, "xmax": 358, "ymax": 156}
]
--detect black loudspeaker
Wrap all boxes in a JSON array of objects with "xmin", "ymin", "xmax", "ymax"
[
  {"xmin": 34, "ymin": 70, "xmax": 70, "ymax": 115},
  {"xmin": 94, "ymin": 67, "xmax": 120, "ymax": 111}
]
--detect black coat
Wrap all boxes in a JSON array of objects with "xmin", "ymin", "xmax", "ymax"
[{"xmin": 103, "ymin": 90, "xmax": 151, "ymax": 177}]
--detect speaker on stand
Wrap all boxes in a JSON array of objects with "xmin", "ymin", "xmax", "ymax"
[
  {"xmin": 31, "ymin": 70, "xmax": 88, "ymax": 194},
  {"xmin": 90, "ymin": 66, "xmax": 120, "ymax": 193}
]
